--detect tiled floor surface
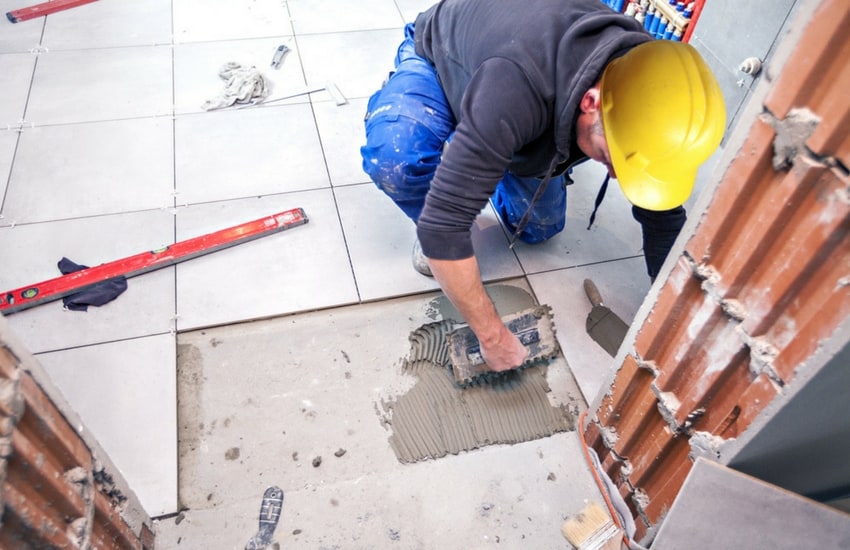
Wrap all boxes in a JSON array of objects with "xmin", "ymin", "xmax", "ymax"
[{"xmin": 0, "ymin": 0, "xmax": 654, "ymax": 533}]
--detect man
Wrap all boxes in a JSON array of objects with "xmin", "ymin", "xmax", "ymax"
[{"xmin": 360, "ymin": 0, "xmax": 725, "ymax": 372}]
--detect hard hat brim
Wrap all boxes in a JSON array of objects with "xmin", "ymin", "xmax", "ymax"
[{"xmin": 611, "ymin": 151, "xmax": 696, "ymax": 211}]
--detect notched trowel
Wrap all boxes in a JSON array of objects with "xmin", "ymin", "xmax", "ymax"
[
  {"xmin": 446, "ymin": 305, "xmax": 560, "ymax": 387},
  {"xmin": 583, "ymin": 279, "xmax": 629, "ymax": 357}
]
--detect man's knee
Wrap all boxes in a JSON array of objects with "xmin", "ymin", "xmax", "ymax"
[
  {"xmin": 492, "ymin": 173, "xmax": 567, "ymax": 243},
  {"xmin": 361, "ymin": 113, "xmax": 442, "ymax": 196}
]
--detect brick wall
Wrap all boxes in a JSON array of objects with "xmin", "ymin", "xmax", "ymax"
[
  {"xmin": 584, "ymin": 0, "xmax": 850, "ymax": 541},
  {"xmin": 0, "ymin": 317, "xmax": 153, "ymax": 548}
]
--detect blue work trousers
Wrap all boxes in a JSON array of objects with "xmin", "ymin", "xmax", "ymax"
[{"xmin": 360, "ymin": 24, "xmax": 567, "ymax": 244}]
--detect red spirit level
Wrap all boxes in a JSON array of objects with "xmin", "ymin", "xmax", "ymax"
[
  {"xmin": 0, "ymin": 208, "xmax": 309, "ymax": 315},
  {"xmin": 6, "ymin": 0, "xmax": 98, "ymax": 23}
]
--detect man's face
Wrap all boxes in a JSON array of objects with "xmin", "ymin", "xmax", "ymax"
[
  {"xmin": 576, "ymin": 86, "xmax": 616, "ymax": 178},
  {"xmin": 577, "ymin": 114, "xmax": 616, "ymax": 178}
]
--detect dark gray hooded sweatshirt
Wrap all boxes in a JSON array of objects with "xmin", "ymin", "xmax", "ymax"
[{"xmin": 413, "ymin": 0, "xmax": 685, "ymax": 278}]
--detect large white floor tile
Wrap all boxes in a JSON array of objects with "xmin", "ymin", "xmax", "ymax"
[
  {"xmin": 41, "ymin": 0, "xmax": 173, "ymax": 50},
  {"xmin": 0, "ymin": 52, "xmax": 35, "ymax": 127},
  {"xmin": 0, "ymin": 1, "xmax": 44, "ymax": 52},
  {"xmin": 4, "ymin": 118, "xmax": 174, "ymax": 224},
  {"xmin": 26, "ymin": 46, "xmax": 173, "ymax": 125},
  {"xmin": 335, "ymin": 183, "xmax": 440, "ymax": 301},
  {"xmin": 297, "ymin": 29, "xmax": 405, "ymax": 101},
  {"xmin": 335, "ymin": 183, "xmax": 523, "ymax": 302},
  {"xmin": 173, "ymin": 37, "xmax": 305, "ymax": 116},
  {"xmin": 288, "ymin": 0, "xmax": 404, "ymax": 34},
  {"xmin": 173, "ymin": 0, "xmax": 292, "ymax": 44},
  {"xmin": 174, "ymin": 105, "xmax": 328, "ymax": 205},
  {"xmin": 396, "ymin": 0, "xmax": 436, "ymax": 22},
  {"xmin": 513, "ymin": 160, "xmax": 645, "ymax": 273},
  {"xmin": 37, "ymin": 333, "xmax": 178, "ymax": 517},
  {"xmin": 529, "ymin": 257, "xmax": 651, "ymax": 404},
  {"xmin": 174, "ymin": 190, "xmax": 358, "ymax": 329},
  {"xmin": 312, "ymin": 97, "xmax": 370, "ymax": 186},
  {"xmin": 0, "ymin": 210, "xmax": 178, "ymax": 353}
]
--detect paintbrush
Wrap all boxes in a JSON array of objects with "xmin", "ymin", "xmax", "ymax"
[{"xmin": 561, "ymin": 501, "xmax": 622, "ymax": 550}]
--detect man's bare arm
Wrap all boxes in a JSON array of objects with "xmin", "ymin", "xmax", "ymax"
[{"xmin": 428, "ymin": 256, "xmax": 528, "ymax": 371}]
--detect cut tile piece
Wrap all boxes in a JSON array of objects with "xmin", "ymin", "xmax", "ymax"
[
  {"xmin": 652, "ymin": 458, "xmax": 850, "ymax": 550},
  {"xmin": 172, "ymin": 0, "xmax": 292, "ymax": 44},
  {"xmin": 4, "ymin": 118, "xmax": 174, "ymax": 224},
  {"xmin": 513, "ymin": 161, "xmax": 644, "ymax": 274},
  {"xmin": 0, "ymin": 52, "xmax": 35, "ymax": 127},
  {"xmin": 174, "ymin": 105, "xmax": 328, "ymax": 205},
  {"xmin": 174, "ymin": 190, "xmax": 358, "ymax": 329},
  {"xmin": 37, "ymin": 333, "xmax": 178, "ymax": 517},
  {"xmin": 26, "ymin": 46, "xmax": 173, "ymax": 125},
  {"xmin": 288, "ymin": 0, "xmax": 404, "ymax": 34},
  {"xmin": 173, "ymin": 37, "xmax": 305, "ymax": 116},
  {"xmin": 312, "ymin": 97, "xmax": 371, "ymax": 186},
  {"xmin": 0, "ymin": 210, "xmax": 178, "ymax": 353},
  {"xmin": 41, "ymin": 0, "xmax": 173, "ymax": 50},
  {"xmin": 297, "ymin": 29, "xmax": 406, "ymax": 101},
  {"xmin": 529, "ymin": 257, "xmax": 650, "ymax": 404}
]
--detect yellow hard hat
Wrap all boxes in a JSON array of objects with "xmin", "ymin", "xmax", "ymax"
[{"xmin": 600, "ymin": 40, "xmax": 726, "ymax": 211}]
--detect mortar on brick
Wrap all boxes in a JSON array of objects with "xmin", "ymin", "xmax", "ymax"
[
  {"xmin": 761, "ymin": 108, "xmax": 821, "ymax": 171},
  {"xmin": 635, "ymin": 358, "xmax": 660, "ymax": 378},
  {"xmin": 600, "ymin": 424, "xmax": 620, "ymax": 448},
  {"xmin": 734, "ymin": 325, "xmax": 783, "ymax": 385},
  {"xmin": 631, "ymin": 487, "xmax": 652, "ymax": 526},
  {"xmin": 720, "ymin": 298, "xmax": 748, "ymax": 322},
  {"xmin": 652, "ymin": 389, "xmax": 682, "ymax": 432},
  {"xmin": 688, "ymin": 431, "xmax": 730, "ymax": 462}
]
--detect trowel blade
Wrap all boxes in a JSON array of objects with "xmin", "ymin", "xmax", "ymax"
[{"xmin": 586, "ymin": 304, "xmax": 628, "ymax": 357}]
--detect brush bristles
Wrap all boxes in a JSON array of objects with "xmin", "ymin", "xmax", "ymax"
[{"xmin": 561, "ymin": 502, "xmax": 620, "ymax": 549}]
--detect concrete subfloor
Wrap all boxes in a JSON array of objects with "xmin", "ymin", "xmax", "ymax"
[{"xmin": 155, "ymin": 285, "xmax": 606, "ymax": 549}]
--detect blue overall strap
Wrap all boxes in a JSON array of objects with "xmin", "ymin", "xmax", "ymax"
[
  {"xmin": 508, "ymin": 170, "xmax": 555, "ymax": 249},
  {"xmin": 587, "ymin": 174, "xmax": 610, "ymax": 230},
  {"xmin": 507, "ymin": 157, "xmax": 561, "ymax": 248}
]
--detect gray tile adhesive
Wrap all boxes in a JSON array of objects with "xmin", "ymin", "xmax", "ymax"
[{"xmin": 381, "ymin": 286, "xmax": 575, "ymax": 464}]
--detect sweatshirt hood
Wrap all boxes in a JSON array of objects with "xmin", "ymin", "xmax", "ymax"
[{"xmin": 554, "ymin": 10, "xmax": 651, "ymax": 155}]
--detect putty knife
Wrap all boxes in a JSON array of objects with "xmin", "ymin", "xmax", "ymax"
[{"xmin": 583, "ymin": 279, "xmax": 629, "ymax": 357}]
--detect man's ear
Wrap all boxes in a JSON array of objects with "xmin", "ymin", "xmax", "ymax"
[{"xmin": 579, "ymin": 86, "xmax": 602, "ymax": 114}]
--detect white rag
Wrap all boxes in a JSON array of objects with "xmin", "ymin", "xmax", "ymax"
[{"xmin": 201, "ymin": 62, "xmax": 271, "ymax": 111}]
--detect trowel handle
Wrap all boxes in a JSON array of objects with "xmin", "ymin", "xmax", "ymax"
[{"xmin": 583, "ymin": 279, "xmax": 604, "ymax": 307}]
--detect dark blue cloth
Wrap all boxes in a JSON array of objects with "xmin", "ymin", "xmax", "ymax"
[{"xmin": 58, "ymin": 257, "xmax": 128, "ymax": 311}]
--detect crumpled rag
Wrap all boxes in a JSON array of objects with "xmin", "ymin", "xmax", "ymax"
[{"xmin": 201, "ymin": 61, "xmax": 271, "ymax": 111}]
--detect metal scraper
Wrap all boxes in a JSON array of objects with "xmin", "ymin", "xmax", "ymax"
[{"xmin": 583, "ymin": 279, "xmax": 629, "ymax": 357}]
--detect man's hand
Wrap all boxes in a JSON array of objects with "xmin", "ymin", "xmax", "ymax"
[
  {"xmin": 428, "ymin": 255, "xmax": 528, "ymax": 371},
  {"xmin": 478, "ymin": 321, "xmax": 529, "ymax": 371}
]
